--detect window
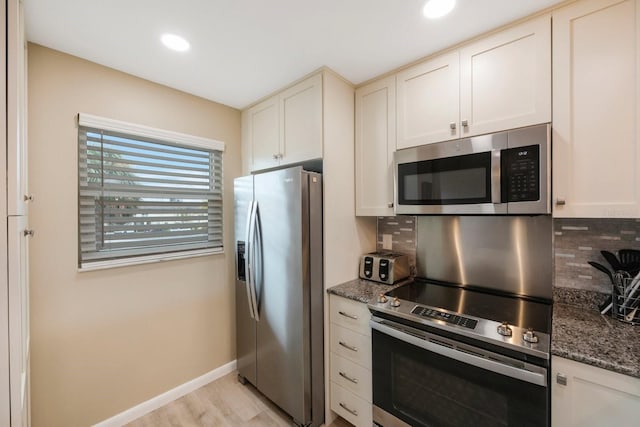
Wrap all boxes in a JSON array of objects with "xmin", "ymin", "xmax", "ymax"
[{"xmin": 77, "ymin": 113, "xmax": 224, "ymax": 269}]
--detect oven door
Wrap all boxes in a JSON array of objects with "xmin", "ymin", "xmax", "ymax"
[
  {"xmin": 371, "ymin": 318, "xmax": 549, "ymax": 427},
  {"xmin": 394, "ymin": 132, "xmax": 506, "ymax": 215}
]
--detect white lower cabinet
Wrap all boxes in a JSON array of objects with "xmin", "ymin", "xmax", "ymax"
[
  {"xmin": 552, "ymin": 356, "xmax": 640, "ymax": 427},
  {"xmin": 329, "ymin": 294, "xmax": 372, "ymax": 427}
]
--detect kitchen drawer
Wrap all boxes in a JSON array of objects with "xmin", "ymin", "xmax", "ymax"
[
  {"xmin": 330, "ymin": 323, "xmax": 372, "ymax": 369},
  {"xmin": 330, "ymin": 294, "xmax": 371, "ymax": 336},
  {"xmin": 330, "ymin": 352, "xmax": 372, "ymax": 401},
  {"xmin": 331, "ymin": 382, "xmax": 373, "ymax": 427}
]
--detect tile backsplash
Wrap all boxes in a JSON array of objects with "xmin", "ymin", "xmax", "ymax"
[
  {"xmin": 554, "ymin": 218, "xmax": 640, "ymax": 293},
  {"xmin": 376, "ymin": 216, "xmax": 640, "ymax": 295},
  {"xmin": 376, "ymin": 216, "xmax": 417, "ymax": 275}
]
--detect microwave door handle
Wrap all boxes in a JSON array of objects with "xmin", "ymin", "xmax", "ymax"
[{"xmin": 491, "ymin": 150, "xmax": 502, "ymax": 204}]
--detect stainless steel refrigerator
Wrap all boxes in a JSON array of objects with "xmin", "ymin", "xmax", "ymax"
[{"xmin": 234, "ymin": 166, "xmax": 324, "ymax": 427}]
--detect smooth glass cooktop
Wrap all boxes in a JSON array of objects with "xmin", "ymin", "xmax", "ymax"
[{"xmin": 386, "ymin": 279, "xmax": 552, "ymax": 333}]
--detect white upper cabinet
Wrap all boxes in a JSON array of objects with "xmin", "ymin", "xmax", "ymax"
[
  {"xmin": 279, "ymin": 73, "xmax": 323, "ymax": 165},
  {"xmin": 7, "ymin": 0, "xmax": 28, "ymax": 216},
  {"xmin": 355, "ymin": 76, "xmax": 396, "ymax": 216},
  {"xmin": 459, "ymin": 15, "xmax": 551, "ymax": 137},
  {"xmin": 396, "ymin": 15, "xmax": 551, "ymax": 150},
  {"xmin": 553, "ymin": 0, "xmax": 640, "ymax": 217},
  {"xmin": 396, "ymin": 52, "xmax": 460, "ymax": 149},
  {"xmin": 245, "ymin": 73, "xmax": 322, "ymax": 172},
  {"xmin": 247, "ymin": 96, "xmax": 280, "ymax": 171}
]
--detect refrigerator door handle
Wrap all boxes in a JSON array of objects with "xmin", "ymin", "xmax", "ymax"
[
  {"xmin": 249, "ymin": 202, "xmax": 261, "ymax": 321},
  {"xmin": 245, "ymin": 201, "xmax": 256, "ymax": 320}
]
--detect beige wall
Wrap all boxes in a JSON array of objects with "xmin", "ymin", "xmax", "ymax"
[{"xmin": 27, "ymin": 44, "xmax": 241, "ymax": 426}]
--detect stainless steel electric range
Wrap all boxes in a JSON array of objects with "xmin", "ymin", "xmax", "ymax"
[{"xmin": 369, "ymin": 216, "xmax": 553, "ymax": 427}]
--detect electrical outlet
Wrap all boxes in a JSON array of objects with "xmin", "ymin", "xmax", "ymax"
[{"xmin": 382, "ymin": 234, "xmax": 393, "ymax": 250}]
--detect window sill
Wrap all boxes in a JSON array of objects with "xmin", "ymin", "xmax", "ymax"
[{"xmin": 78, "ymin": 248, "xmax": 224, "ymax": 272}]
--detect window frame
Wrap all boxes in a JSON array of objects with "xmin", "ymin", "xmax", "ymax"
[{"xmin": 77, "ymin": 113, "xmax": 225, "ymax": 271}]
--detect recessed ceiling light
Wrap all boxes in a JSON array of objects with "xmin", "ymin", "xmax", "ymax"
[
  {"xmin": 423, "ymin": 0, "xmax": 456, "ymax": 19},
  {"xmin": 161, "ymin": 33, "xmax": 190, "ymax": 52}
]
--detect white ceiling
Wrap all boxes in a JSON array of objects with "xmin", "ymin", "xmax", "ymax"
[{"xmin": 25, "ymin": 0, "xmax": 566, "ymax": 109}]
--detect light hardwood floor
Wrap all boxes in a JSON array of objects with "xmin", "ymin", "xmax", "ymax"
[{"xmin": 126, "ymin": 372, "xmax": 352, "ymax": 427}]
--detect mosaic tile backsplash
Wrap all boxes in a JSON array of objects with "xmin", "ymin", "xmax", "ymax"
[
  {"xmin": 377, "ymin": 216, "xmax": 640, "ymax": 295},
  {"xmin": 376, "ymin": 216, "xmax": 417, "ymax": 276},
  {"xmin": 554, "ymin": 218, "xmax": 640, "ymax": 293}
]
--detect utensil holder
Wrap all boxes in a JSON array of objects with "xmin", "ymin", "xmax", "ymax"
[{"xmin": 612, "ymin": 277, "xmax": 640, "ymax": 325}]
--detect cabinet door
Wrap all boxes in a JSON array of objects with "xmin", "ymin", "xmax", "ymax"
[
  {"xmin": 396, "ymin": 52, "xmax": 459, "ymax": 149},
  {"xmin": 8, "ymin": 216, "xmax": 30, "ymax": 427},
  {"xmin": 355, "ymin": 76, "xmax": 396, "ymax": 216},
  {"xmin": 248, "ymin": 95, "xmax": 280, "ymax": 172},
  {"xmin": 553, "ymin": 0, "xmax": 640, "ymax": 217},
  {"xmin": 7, "ymin": 0, "xmax": 28, "ymax": 216},
  {"xmin": 279, "ymin": 73, "xmax": 323, "ymax": 164},
  {"xmin": 459, "ymin": 15, "xmax": 551, "ymax": 138},
  {"xmin": 552, "ymin": 356, "xmax": 640, "ymax": 427}
]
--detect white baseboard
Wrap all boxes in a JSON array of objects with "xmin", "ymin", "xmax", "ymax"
[{"xmin": 93, "ymin": 360, "xmax": 237, "ymax": 427}]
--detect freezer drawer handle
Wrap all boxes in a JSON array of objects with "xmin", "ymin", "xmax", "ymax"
[
  {"xmin": 338, "ymin": 311, "xmax": 358, "ymax": 320},
  {"xmin": 339, "ymin": 371, "xmax": 359, "ymax": 384},
  {"xmin": 339, "ymin": 402, "xmax": 358, "ymax": 416},
  {"xmin": 339, "ymin": 341, "xmax": 358, "ymax": 352}
]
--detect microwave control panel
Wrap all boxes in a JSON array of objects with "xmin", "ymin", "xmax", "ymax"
[{"xmin": 502, "ymin": 144, "xmax": 540, "ymax": 202}]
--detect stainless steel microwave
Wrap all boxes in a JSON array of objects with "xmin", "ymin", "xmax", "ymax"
[{"xmin": 394, "ymin": 123, "xmax": 550, "ymax": 215}]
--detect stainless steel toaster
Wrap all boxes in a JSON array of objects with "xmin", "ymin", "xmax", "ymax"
[{"xmin": 359, "ymin": 252, "xmax": 410, "ymax": 284}]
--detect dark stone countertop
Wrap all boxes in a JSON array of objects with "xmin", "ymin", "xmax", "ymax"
[
  {"xmin": 552, "ymin": 301, "xmax": 640, "ymax": 379},
  {"xmin": 327, "ymin": 278, "xmax": 410, "ymax": 304},
  {"xmin": 330, "ymin": 280, "xmax": 640, "ymax": 379}
]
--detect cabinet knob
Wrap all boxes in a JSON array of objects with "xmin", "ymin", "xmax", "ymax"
[
  {"xmin": 556, "ymin": 373, "xmax": 567, "ymax": 386},
  {"xmin": 556, "ymin": 198, "xmax": 566, "ymax": 206},
  {"xmin": 23, "ymin": 229, "xmax": 35, "ymax": 237},
  {"xmin": 461, "ymin": 120, "xmax": 469, "ymax": 128},
  {"xmin": 24, "ymin": 194, "xmax": 33, "ymax": 202},
  {"xmin": 449, "ymin": 122, "xmax": 456, "ymax": 130},
  {"xmin": 388, "ymin": 202, "xmax": 394, "ymax": 208},
  {"xmin": 272, "ymin": 154, "xmax": 278, "ymax": 160}
]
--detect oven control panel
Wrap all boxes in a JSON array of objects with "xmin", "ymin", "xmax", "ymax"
[{"xmin": 411, "ymin": 305, "xmax": 478, "ymax": 329}]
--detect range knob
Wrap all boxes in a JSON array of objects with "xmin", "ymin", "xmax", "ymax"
[
  {"xmin": 391, "ymin": 297, "xmax": 401, "ymax": 307},
  {"xmin": 377, "ymin": 293, "xmax": 388, "ymax": 304},
  {"xmin": 523, "ymin": 328, "xmax": 539, "ymax": 343},
  {"xmin": 497, "ymin": 321, "xmax": 513, "ymax": 337}
]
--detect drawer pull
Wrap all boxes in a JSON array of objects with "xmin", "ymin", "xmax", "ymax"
[
  {"xmin": 339, "ymin": 371, "xmax": 359, "ymax": 384},
  {"xmin": 338, "ymin": 311, "xmax": 358, "ymax": 320},
  {"xmin": 339, "ymin": 341, "xmax": 358, "ymax": 352},
  {"xmin": 339, "ymin": 402, "xmax": 358, "ymax": 416}
]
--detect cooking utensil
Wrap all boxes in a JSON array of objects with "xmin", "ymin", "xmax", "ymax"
[
  {"xmin": 618, "ymin": 249, "xmax": 640, "ymax": 266},
  {"xmin": 588, "ymin": 261, "xmax": 614, "ymax": 283},
  {"xmin": 601, "ymin": 250, "xmax": 623, "ymax": 271}
]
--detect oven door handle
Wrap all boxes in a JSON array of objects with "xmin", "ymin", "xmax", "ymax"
[
  {"xmin": 491, "ymin": 149, "xmax": 502, "ymax": 204},
  {"xmin": 370, "ymin": 319, "xmax": 547, "ymax": 387}
]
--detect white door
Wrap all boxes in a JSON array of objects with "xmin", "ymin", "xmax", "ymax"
[
  {"xmin": 396, "ymin": 51, "xmax": 460, "ymax": 149},
  {"xmin": 553, "ymin": 0, "xmax": 640, "ymax": 217},
  {"xmin": 8, "ymin": 216, "xmax": 30, "ymax": 427},
  {"xmin": 7, "ymin": 0, "xmax": 28, "ymax": 216},
  {"xmin": 459, "ymin": 14, "xmax": 551, "ymax": 137},
  {"xmin": 248, "ymin": 95, "xmax": 280, "ymax": 172},
  {"xmin": 279, "ymin": 73, "xmax": 323, "ymax": 165},
  {"xmin": 355, "ymin": 76, "xmax": 396, "ymax": 216}
]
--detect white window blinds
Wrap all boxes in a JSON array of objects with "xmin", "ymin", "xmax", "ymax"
[{"xmin": 78, "ymin": 114, "xmax": 224, "ymax": 267}]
